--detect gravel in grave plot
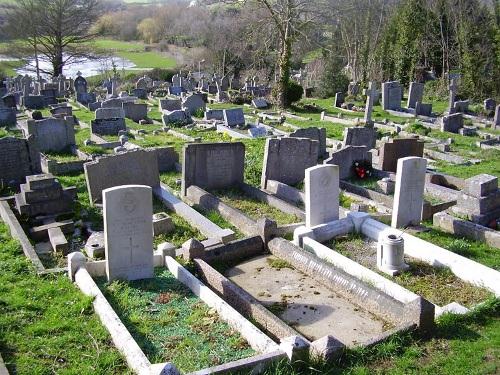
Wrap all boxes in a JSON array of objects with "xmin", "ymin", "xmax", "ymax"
[{"xmin": 225, "ymin": 254, "xmax": 392, "ymax": 346}]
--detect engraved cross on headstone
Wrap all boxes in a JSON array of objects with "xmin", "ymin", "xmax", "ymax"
[{"xmin": 364, "ymin": 81, "xmax": 377, "ymax": 128}]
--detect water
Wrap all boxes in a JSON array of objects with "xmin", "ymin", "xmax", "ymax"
[{"xmin": 1, "ymin": 54, "xmax": 136, "ymax": 78}]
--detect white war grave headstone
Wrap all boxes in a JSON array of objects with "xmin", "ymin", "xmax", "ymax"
[
  {"xmin": 104, "ymin": 185, "xmax": 154, "ymax": 281},
  {"xmin": 391, "ymin": 157, "xmax": 427, "ymax": 228},
  {"xmin": 305, "ymin": 164, "xmax": 339, "ymax": 228}
]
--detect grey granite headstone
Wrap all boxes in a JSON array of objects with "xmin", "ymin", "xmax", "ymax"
[
  {"xmin": 441, "ymin": 113, "xmax": 463, "ymax": 133},
  {"xmin": 382, "ymin": 81, "xmax": 402, "ymax": 110},
  {"xmin": 324, "ymin": 146, "xmax": 370, "ymax": 179},
  {"xmin": 407, "ymin": 82, "xmax": 424, "ymax": 109},
  {"xmin": 261, "ymin": 137, "xmax": 319, "ymax": 189},
  {"xmin": 0, "ymin": 136, "xmax": 41, "ymax": 186},
  {"xmin": 84, "ymin": 149, "xmax": 160, "ymax": 205},
  {"xmin": 122, "ymin": 102, "xmax": 147, "ymax": 122},
  {"xmin": 182, "ymin": 142, "xmax": 245, "ymax": 196},
  {"xmin": 342, "ymin": 127, "xmax": 376, "ymax": 149},
  {"xmin": 24, "ymin": 117, "xmax": 75, "ymax": 152},
  {"xmin": 289, "ymin": 127, "xmax": 327, "ymax": 158},
  {"xmin": 223, "ymin": 108, "xmax": 245, "ymax": 127}
]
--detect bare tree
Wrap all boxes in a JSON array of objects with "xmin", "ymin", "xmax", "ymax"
[{"xmin": 7, "ymin": 0, "xmax": 101, "ymax": 77}]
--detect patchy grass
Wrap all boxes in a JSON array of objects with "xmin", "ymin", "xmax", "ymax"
[
  {"xmin": 213, "ymin": 188, "xmax": 300, "ymax": 225},
  {"xmin": 0, "ymin": 59, "xmax": 24, "ymax": 76},
  {"xmin": 266, "ymin": 257, "xmax": 293, "ymax": 270},
  {"xmin": 0, "ymin": 223, "xmax": 129, "ymax": 374},
  {"xmin": 329, "ymin": 233, "xmax": 493, "ymax": 307},
  {"xmin": 98, "ymin": 268, "xmax": 254, "ymax": 372},
  {"xmin": 416, "ymin": 222, "xmax": 499, "ymax": 270}
]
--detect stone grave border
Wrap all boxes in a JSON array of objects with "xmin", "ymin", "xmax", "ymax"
[
  {"xmin": 68, "ymin": 252, "xmax": 286, "ymax": 375},
  {"xmin": 186, "ymin": 233, "xmax": 420, "ymax": 359},
  {"xmin": 40, "ymin": 151, "xmax": 89, "ymax": 175},
  {"xmin": 0, "ymin": 200, "xmax": 62, "ymax": 275},
  {"xmin": 185, "ymin": 184, "xmax": 305, "ymax": 239},
  {"xmin": 294, "ymin": 212, "xmax": 500, "ymax": 316}
]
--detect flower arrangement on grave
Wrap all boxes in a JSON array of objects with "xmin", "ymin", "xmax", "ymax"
[{"xmin": 352, "ymin": 160, "xmax": 373, "ymax": 179}]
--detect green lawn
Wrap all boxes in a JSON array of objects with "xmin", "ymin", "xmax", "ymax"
[
  {"xmin": 0, "ymin": 60, "xmax": 24, "ymax": 77},
  {"xmin": 0, "ymin": 223, "xmax": 129, "ymax": 374},
  {"xmin": 92, "ymin": 39, "xmax": 176, "ymax": 69}
]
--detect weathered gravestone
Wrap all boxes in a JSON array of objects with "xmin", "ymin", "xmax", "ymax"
[
  {"xmin": 50, "ymin": 105, "xmax": 73, "ymax": 118},
  {"xmin": 122, "ymin": 102, "xmax": 147, "ymax": 122},
  {"xmin": 289, "ymin": 127, "xmax": 327, "ymax": 158},
  {"xmin": 248, "ymin": 126, "xmax": 267, "ymax": 138},
  {"xmin": 101, "ymin": 98, "xmax": 123, "ymax": 109},
  {"xmin": 391, "ymin": 157, "xmax": 427, "ymax": 228},
  {"xmin": 342, "ymin": 127, "xmax": 376, "ymax": 149},
  {"xmin": 15, "ymin": 173, "xmax": 76, "ymax": 218},
  {"xmin": 182, "ymin": 93, "xmax": 205, "ymax": 115},
  {"xmin": 407, "ymin": 82, "xmax": 424, "ymax": 109},
  {"xmin": 182, "ymin": 142, "xmax": 245, "ymax": 196},
  {"xmin": 204, "ymin": 109, "xmax": 224, "ymax": 121},
  {"xmin": 104, "ymin": 185, "xmax": 154, "ymax": 281},
  {"xmin": 24, "ymin": 117, "xmax": 75, "ymax": 152},
  {"xmin": 91, "ymin": 107, "xmax": 126, "ymax": 135},
  {"xmin": 24, "ymin": 95, "xmax": 45, "ymax": 110},
  {"xmin": 261, "ymin": 137, "xmax": 319, "ymax": 189},
  {"xmin": 252, "ymin": 98, "xmax": 268, "ymax": 109},
  {"xmin": 0, "ymin": 136, "xmax": 41, "ymax": 186},
  {"xmin": 40, "ymin": 88, "xmax": 57, "ymax": 106},
  {"xmin": 415, "ymin": 102, "xmax": 433, "ymax": 116},
  {"xmin": 223, "ymin": 108, "xmax": 245, "ymax": 127},
  {"xmin": 334, "ymin": 92, "xmax": 344, "ymax": 107},
  {"xmin": 169, "ymin": 86, "xmax": 183, "ymax": 96},
  {"xmin": 453, "ymin": 100, "xmax": 469, "ymax": 113},
  {"xmin": 381, "ymin": 81, "xmax": 402, "ymax": 111},
  {"xmin": 305, "ymin": 164, "xmax": 339, "ymax": 228},
  {"xmin": 441, "ymin": 113, "xmax": 463, "ymax": 133},
  {"xmin": 484, "ymin": 98, "xmax": 496, "ymax": 112},
  {"xmin": 324, "ymin": 146, "xmax": 370, "ymax": 180},
  {"xmin": 84, "ymin": 149, "xmax": 160, "ymax": 205},
  {"xmin": 452, "ymin": 174, "xmax": 500, "ymax": 226},
  {"xmin": 363, "ymin": 82, "xmax": 377, "ymax": 126},
  {"xmin": 0, "ymin": 108, "xmax": 16, "ymax": 126},
  {"xmin": 377, "ymin": 138, "xmax": 425, "ymax": 172},
  {"xmin": 2, "ymin": 94, "xmax": 17, "ymax": 108},
  {"xmin": 494, "ymin": 105, "xmax": 500, "ymax": 128},
  {"xmin": 159, "ymin": 99, "xmax": 182, "ymax": 112}
]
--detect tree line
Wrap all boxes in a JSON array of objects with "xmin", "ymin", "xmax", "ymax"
[{"xmin": 1, "ymin": 0, "xmax": 499, "ymax": 106}]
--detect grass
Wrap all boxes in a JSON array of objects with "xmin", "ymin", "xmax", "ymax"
[
  {"xmin": 92, "ymin": 39, "xmax": 176, "ymax": 70},
  {"xmin": 97, "ymin": 268, "xmax": 254, "ymax": 372},
  {"xmin": 213, "ymin": 188, "xmax": 301, "ymax": 225},
  {"xmin": 330, "ymin": 233, "xmax": 493, "ymax": 307},
  {"xmin": 0, "ymin": 223, "xmax": 129, "ymax": 374},
  {"xmin": 266, "ymin": 256, "xmax": 293, "ymax": 270},
  {"xmin": 0, "ymin": 60, "xmax": 24, "ymax": 77}
]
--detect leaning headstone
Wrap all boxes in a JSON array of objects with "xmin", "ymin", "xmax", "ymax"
[
  {"xmin": 289, "ymin": 127, "xmax": 327, "ymax": 158},
  {"xmin": 342, "ymin": 127, "xmax": 376, "ymax": 149},
  {"xmin": 407, "ymin": 82, "xmax": 424, "ymax": 109},
  {"xmin": 182, "ymin": 142, "xmax": 245, "ymax": 196},
  {"xmin": 223, "ymin": 108, "xmax": 245, "ymax": 127},
  {"xmin": 84, "ymin": 149, "xmax": 160, "ymax": 205},
  {"xmin": 104, "ymin": 185, "xmax": 154, "ymax": 281},
  {"xmin": 159, "ymin": 98, "xmax": 182, "ymax": 112},
  {"xmin": 391, "ymin": 157, "xmax": 427, "ymax": 228},
  {"xmin": 261, "ymin": 137, "xmax": 319, "ymax": 189},
  {"xmin": 441, "ymin": 113, "xmax": 463, "ymax": 133},
  {"xmin": 305, "ymin": 165, "xmax": 339, "ymax": 228},
  {"xmin": 204, "ymin": 109, "xmax": 224, "ymax": 121},
  {"xmin": 182, "ymin": 93, "xmax": 206, "ymax": 115},
  {"xmin": 381, "ymin": 81, "xmax": 402, "ymax": 111},
  {"xmin": 248, "ymin": 126, "xmax": 267, "ymax": 138}
]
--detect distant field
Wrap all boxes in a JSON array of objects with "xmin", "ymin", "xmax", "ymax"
[
  {"xmin": 0, "ymin": 60, "xmax": 24, "ymax": 76},
  {"xmin": 92, "ymin": 39, "xmax": 177, "ymax": 70}
]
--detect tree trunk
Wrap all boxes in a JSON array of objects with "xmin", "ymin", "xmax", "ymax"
[{"xmin": 276, "ymin": 24, "xmax": 291, "ymax": 109}]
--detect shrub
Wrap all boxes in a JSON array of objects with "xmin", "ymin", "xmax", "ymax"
[
  {"xmin": 147, "ymin": 68, "xmax": 177, "ymax": 82},
  {"xmin": 283, "ymin": 80, "xmax": 303, "ymax": 106}
]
